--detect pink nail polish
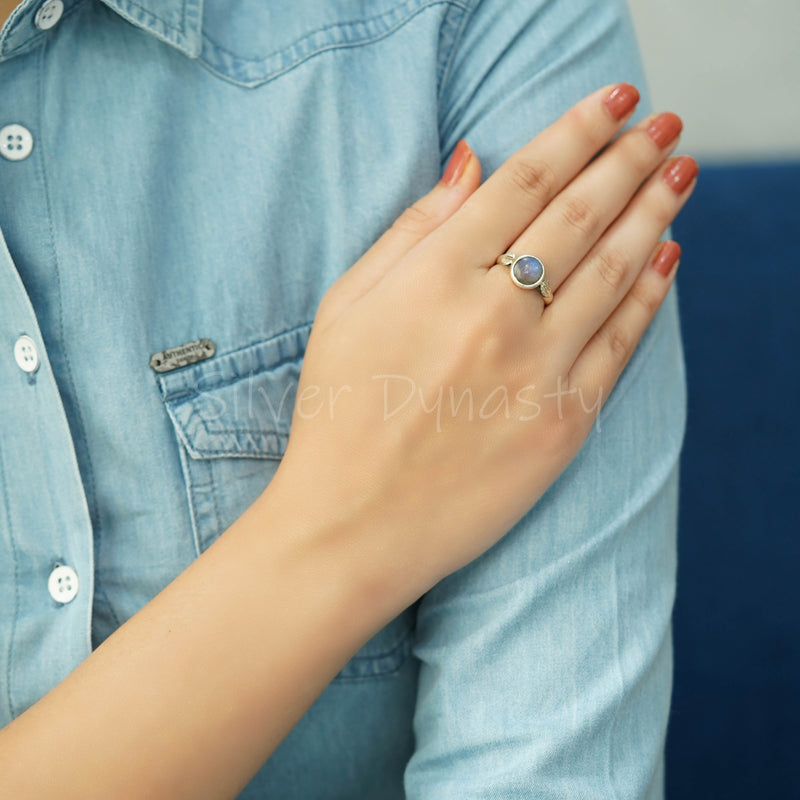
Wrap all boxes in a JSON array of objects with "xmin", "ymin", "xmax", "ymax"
[
  {"xmin": 647, "ymin": 112, "xmax": 683, "ymax": 148},
  {"xmin": 663, "ymin": 156, "xmax": 699, "ymax": 194},
  {"xmin": 441, "ymin": 140, "xmax": 472, "ymax": 187},
  {"xmin": 652, "ymin": 241, "xmax": 681, "ymax": 277},
  {"xmin": 605, "ymin": 83, "xmax": 640, "ymax": 121}
]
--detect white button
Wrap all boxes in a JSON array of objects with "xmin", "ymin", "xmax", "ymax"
[
  {"xmin": 48, "ymin": 565, "xmax": 79, "ymax": 604},
  {"xmin": 14, "ymin": 335, "xmax": 40, "ymax": 373},
  {"xmin": 34, "ymin": 0, "xmax": 64, "ymax": 30},
  {"xmin": 0, "ymin": 124, "xmax": 34, "ymax": 161}
]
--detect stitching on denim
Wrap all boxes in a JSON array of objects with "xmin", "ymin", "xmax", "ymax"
[
  {"xmin": 168, "ymin": 394, "xmax": 288, "ymax": 459},
  {"xmin": 202, "ymin": 0, "xmax": 464, "ymax": 62},
  {"xmin": 196, "ymin": 427, "xmax": 291, "ymax": 439},
  {"xmin": 187, "ymin": 437, "xmax": 288, "ymax": 458},
  {"xmin": 109, "ymin": 0, "xmax": 183, "ymax": 35},
  {"xmin": 182, "ymin": 0, "xmax": 203, "ymax": 46},
  {"xmin": 36, "ymin": 34, "xmax": 97, "ymax": 555},
  {"xmin": 199, "ymin": 0, "xmax": 468, "ymax": 88},
  {"xmin": 170, "ymin": 412, "xmax": 202, "ymax": 556},
  {"xmin": 170, "ymin": 354, "xmax": 303, "ymax": 406},
  {"xmin": 435, "ymin": 0, "xmax": 474, "ymax": 107},
  {"xmin": 101, "ymin": 0, "xmax": 203, "ymax": 56},
  {"xmin": 335, "ymin": 621, "xmax": 416, "ymax": 681},
  {"xmin": 158, "ymin": 321, "xmax": 313, "ymax": 403},
  {"xmin": 36, "ymin": 29, "xmax": 114, "ymax": 647},
  {"xmin": 214, "ymin": 320, "xmax": 314, "ymax": 364},
  {"xmin": 205, "ymin": 458, "xmax": 223, "ymax": 553},
  {"xmin": 113, "ymin": 0, "xmax": 171, "ymax": 30},
  {"xmin": 349, "ymin": 618, "xmax": 415, "ymax": 661},
  {"xmin": 0, "ymin": 438, "xmax": 20, "ymax": 720},
  {"xmin": 189, "ymin": 449, "xmax": 284, "ymax": 460},
  {"xmin": 167, "ymin": 352, "xmax": 304, "ymax": 403},
  {"xmin": 194, "ymin": 379, "xmax": 296, "ymax": 441}
]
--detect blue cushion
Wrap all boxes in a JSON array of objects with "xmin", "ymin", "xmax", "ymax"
[{"xmin": 667, "ymin": 162, "xmax": 800, "ymax": 797}]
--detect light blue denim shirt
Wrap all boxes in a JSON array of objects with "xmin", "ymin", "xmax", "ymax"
[{"xmin": 0, "ymin": 0, "xmax": 685, "ymax": 796}]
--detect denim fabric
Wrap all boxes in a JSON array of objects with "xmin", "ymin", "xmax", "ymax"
[{"xmin": 0, "ymin": 0, "xmax": 685, "ymax": 797}]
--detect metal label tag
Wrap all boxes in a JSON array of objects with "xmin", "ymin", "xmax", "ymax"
[{"xmin": 150, "ymin": 338, "xmax": 216, "ymax": 373}]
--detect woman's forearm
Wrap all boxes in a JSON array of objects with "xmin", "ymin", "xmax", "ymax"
[
  {"xmin": 0, "ymin": 478, "xmax": 395, "ymax": 800},
  {"xmin": 0, "ymin": 83, "xmax": 694, "ymax": 799}
]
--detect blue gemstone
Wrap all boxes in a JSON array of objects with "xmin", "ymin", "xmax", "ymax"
[{"xmin": 512, "ymin": 256, "xmax": 544, "ymax": 287}]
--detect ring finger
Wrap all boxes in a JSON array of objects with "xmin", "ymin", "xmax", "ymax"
[{"xmin": 491, "ymin": 110, "xmax": 683, "ymax": 296}]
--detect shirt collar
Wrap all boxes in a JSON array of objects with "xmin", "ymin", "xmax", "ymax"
[
  {"xmin": 99, "ymin": 0, "xmax": 204, "ymax": 58},
  {"xmin": 0, "ymin": 0, "xmax": 203, "ymax": 62}
]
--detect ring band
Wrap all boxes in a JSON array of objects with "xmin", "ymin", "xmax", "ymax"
[{"xmin": 495, "ymin": 253, "xmax": 553, "ymax": 304}]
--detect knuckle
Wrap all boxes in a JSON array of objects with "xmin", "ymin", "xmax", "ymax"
[
  {"xmin": 593, "ymin": 247, "xmax": 631, "ymax": 291},
  {"xmin": 391, "ymin": 201, "xmax": 436, "ymax": 237},
  {"xmin": 629, "ymin": 278, "xmax": 663, "ymax": 317},
  {"xmin": 559, "ymin": 195, "xmax": 600, "ymax": 238},
  {"xmin": 508, "ymin": 157, "xmax": 558, "ymax": 207},
  {"xmin": 646, "ymin": 193, "xmax": 678, "ymax": 228},
  {"xmin": 565, "ymin": 103, "xmax": 607, "ymax": 151},
  {"xmin": 622, "ymin": 130, "xmax": 659, "ymax": 173},
  {"xmin": 602, "ymin": 322, "xmax": 631, "ymax": 363}
]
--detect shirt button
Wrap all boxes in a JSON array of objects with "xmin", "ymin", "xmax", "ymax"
[
  {"xmin": 14, "ymin": 335, "xmax": 40, "ymax": 373},
  {"xmin": 48, "ymin": 564, "xmax": 80, "ymax": 604},
  {"xmin": 0, "ymin": 124, "xmax": 34, "ymax": 161},
  {"xmin": 34, "ymin": 0, "xmax": 64, "ymax": 30}
]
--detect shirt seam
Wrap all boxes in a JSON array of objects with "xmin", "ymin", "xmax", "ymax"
[
  {"xmin": 35, "ymin": 35, "xmax": 106, "ymax": 638},
  {"xmin": 198, "ymin": 0, "xmax": 469, "ymax": 88},
  {"xmin": 202, "ymin": 0, "xmax": 468, "ymax": 63},
  {"xmin": 158, "ymin": 321, "xmax": 314, "ymax": 404},
  {"xmin": 100, "ymin": 0, "xmax": 202, "ymax": 57},
  {"xmin": 435, "ymin": 0, "xmax": 475, "ymax": 110}
]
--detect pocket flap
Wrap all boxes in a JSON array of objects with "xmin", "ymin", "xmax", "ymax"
[{"xmin": 157, "ymin": 324, "xmax": 312, "ymax": 460}]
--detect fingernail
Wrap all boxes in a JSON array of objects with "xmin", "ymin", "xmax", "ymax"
[
  {"xmin": 647, "ymin": 112, "xmax": 683, "ymax": 148},
  {"xmin": 663, "ymin": 156, "xmax": 699, "ymax": 194},
  {"xmin": 441, "ymin": 140, "xmax": 472, "ymax": 187},
  {"xmin": 605, "ymin": 83, "xmax": 640, "ymax": 120},
  {"xmin": 652, "ymin": 241, "xmax": 682, "ymax": 277}
]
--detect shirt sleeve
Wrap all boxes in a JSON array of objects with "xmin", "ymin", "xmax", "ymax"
[{"xmin": 404, "ymin": 1, "xmax": 686, "ymax": 798}]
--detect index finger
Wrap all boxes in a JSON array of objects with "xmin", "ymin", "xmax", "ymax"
[{"xmin": 431, "ymin": 83, "xmax": 641, "ymax": 270}]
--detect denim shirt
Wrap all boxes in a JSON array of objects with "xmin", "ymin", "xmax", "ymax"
[{"xmin": 0, "ymin": 0, "xmax": 686, "ymax": 797}]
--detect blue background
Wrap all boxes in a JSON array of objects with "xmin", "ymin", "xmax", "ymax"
[{"xmin": 667, "ymin": 162, "xmax": 800, "ymax": 798}]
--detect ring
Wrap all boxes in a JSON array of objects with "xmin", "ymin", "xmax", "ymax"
[{"xmin": 495, "ymin": 253, "xmax": 553, "ymax": 304}]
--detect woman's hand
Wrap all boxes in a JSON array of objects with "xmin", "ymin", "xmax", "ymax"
[
  {"xmin": 271, "ymin": 83, "xmax": 696, "ymax": 607},
  {"xmin": 0, "ymin": 84, "xmax": 696, "ymax": 800}
]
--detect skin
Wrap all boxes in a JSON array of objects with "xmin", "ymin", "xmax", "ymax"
[{"xmin": 0, "ymin": 86, "xmax": 696, "ymax": 798}]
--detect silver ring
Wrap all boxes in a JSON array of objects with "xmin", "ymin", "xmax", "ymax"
[{"xmin": 495, "ymin": 253, "xmax": 553, "ymax": 304}]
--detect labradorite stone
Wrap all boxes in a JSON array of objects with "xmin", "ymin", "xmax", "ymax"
[{"xmin": 512, "ymin": 256, "xmax": 544, "ymax": 286}]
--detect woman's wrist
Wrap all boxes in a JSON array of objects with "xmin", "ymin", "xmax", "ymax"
[
  {"xmin": 0, "ymin": 474, "xmax": 406, "ymax": 800},
  {"xmin": 255, "ymin": 459, "xmax": 419, "ymax": 628}
]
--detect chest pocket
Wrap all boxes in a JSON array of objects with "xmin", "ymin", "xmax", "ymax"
[
  {"xmin": 198, "ymin": 0, "xmax": 442, "ymax": 87},
  {"xmin": 158, "ymin": 324, "xmax": 415, "ymax": 680}
]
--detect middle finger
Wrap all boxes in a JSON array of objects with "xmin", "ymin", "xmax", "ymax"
[{"xmin": 495, "ymin": 111, "xmax": 683, "ymax": 293}]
